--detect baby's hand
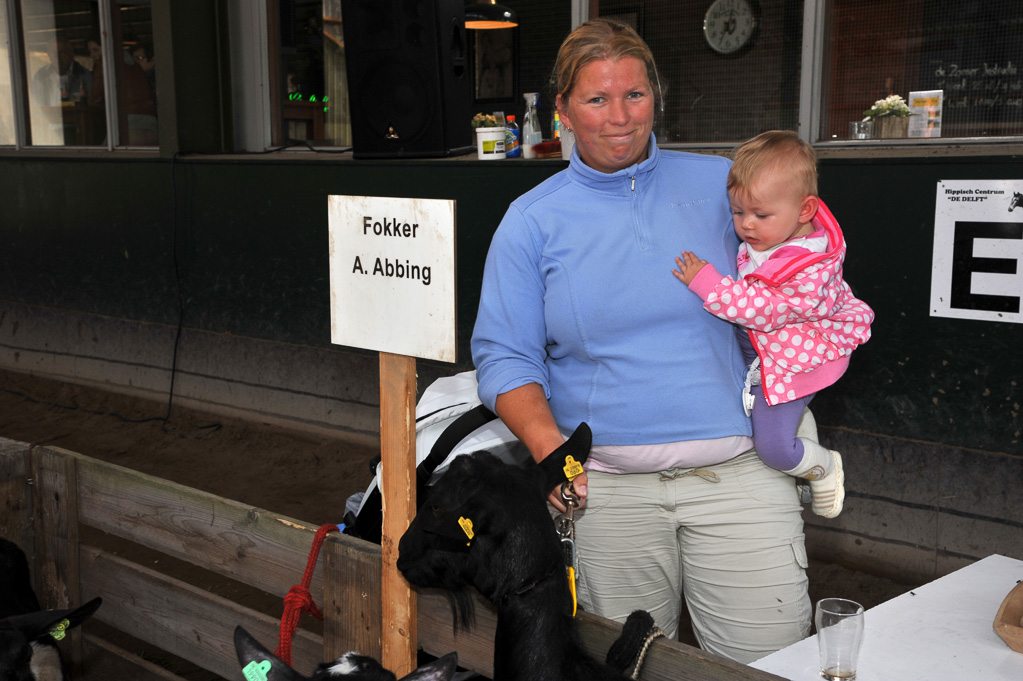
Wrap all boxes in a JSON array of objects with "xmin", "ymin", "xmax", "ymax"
[{"xmin": 672, "ymin": 251, "xmax": 708, "ymax": 286}]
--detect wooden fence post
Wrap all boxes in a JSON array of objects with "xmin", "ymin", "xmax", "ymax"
[
  {"xmin": 31, "ymin": 446, "xmax": 85, "ymax": 677},
  {"xmin": 378, "ymin": 352, "xmax": 418, "ymax": 677},
  {"xmin": 0, "ymin": 441, "xmax": 32, "ymax": 551},
  {"xmin": 323, "ymin": 536, "xmax": 383, "ymax": 662}
]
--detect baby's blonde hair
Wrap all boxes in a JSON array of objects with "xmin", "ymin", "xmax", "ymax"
[{"xmin": 727, "ymin": 131, "xmax": 818, "ymax": 200}]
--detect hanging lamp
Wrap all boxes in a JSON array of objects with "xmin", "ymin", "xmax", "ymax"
[{"xmin": 465, "ymin": 0, "xmax": 518, "ymax": 29}]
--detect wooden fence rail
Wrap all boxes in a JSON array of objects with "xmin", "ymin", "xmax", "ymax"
[{"xmin": 0, "ymin": 438, "xmax": 784, "ymax": 681}]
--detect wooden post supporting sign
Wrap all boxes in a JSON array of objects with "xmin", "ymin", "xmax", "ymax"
[
  {"xmin": 378, "ymin": 351, "xmax": 418, "ymax": 671},
  {"xmin": 328, "ymin": 195, "xmax": 456, "ymax": 676}
]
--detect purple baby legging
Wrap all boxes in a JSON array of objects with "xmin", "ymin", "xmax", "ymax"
[{"xmin": 751, "ymin": 390, "xmax": 816, "ymax": 471}]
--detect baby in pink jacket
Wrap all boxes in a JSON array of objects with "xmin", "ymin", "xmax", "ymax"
[{"xmin": 673, "ymin": 131, "xmax": 873, "ymax": 518}]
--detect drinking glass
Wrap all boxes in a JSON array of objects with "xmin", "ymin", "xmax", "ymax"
[
  {"xmin": 848, "ymin": 120, "xmax": 873, "ymax": 139},
  {"xmin": 815, "ymin": 598, "xmax": 865, "ymax": 680}
]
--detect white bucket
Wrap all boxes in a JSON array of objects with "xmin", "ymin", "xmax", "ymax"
[{"xmin": 476, "ymin": 127, "xmax": 507, "ymax": 160}]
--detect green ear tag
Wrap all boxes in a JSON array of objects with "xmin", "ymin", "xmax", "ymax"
[
  {"xmin": 242, "ymin": 660, "xmax": 272, "ymax": 681},
  {"xmin": 563, "ymin": 455, "xmax": 584, "ymax": 481},
  {"xmin": 49, "ymin": 619, "xmax": 70, "ymax": 641}
]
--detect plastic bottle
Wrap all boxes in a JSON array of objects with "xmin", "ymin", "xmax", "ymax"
[
  {"xmin": 521, "ymin": 92, "xmax": 542, "ymax": 159},
  {"xmin": 505, "ymin": 115, "xmax": 521, "ymax": 158}
]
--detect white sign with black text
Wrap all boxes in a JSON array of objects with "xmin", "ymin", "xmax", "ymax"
[
  {"xmin": 328, "ymin": 195, "xmax": 456, "ymax": 362},
  {"xmin": 931, "ymin": 180, "xmax": 1023, "ymax": 324}
]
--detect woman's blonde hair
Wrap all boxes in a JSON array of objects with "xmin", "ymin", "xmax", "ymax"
[
  {"xmin": 551, "ymin": 18, "xmax": 663, "ymax": 112},
  {"xmin": 727, "ymin": 131, "xmax": 818, "ymax": 199}
]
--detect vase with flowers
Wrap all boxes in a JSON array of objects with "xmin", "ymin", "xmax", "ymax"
[{"xmin": 862, "ymin": 94, "xmax": 915, "ymax": 139}]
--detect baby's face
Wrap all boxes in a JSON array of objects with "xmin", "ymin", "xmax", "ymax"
[{"xmin": 729, "ymin": 173, "xmax": 813, "ymax": 252}]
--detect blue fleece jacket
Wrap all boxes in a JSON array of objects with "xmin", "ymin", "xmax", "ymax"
[{"xmin": 471, "ymin": 137, "xmax": 752, "ymax": 446}]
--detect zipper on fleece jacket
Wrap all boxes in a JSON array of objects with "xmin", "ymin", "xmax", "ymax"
[{"xmin": 630, "ymin": 174, "xmax": 648, "ymax": 250}]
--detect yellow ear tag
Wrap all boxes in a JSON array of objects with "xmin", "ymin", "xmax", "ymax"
[
  {"xmin": 458, "ymin": 516, "xmax": 474, "ymax": 546},
  {"xmin": 563, "ymin": 455, "xmax": 584, "ymax": 481},
  {"xmin": 242, "ymin": 660, "xmax": 271, "ymax": 681},
  {"xmin": 49, "ymin": 619, "xmax": 70, "ymax": 641},
  {"xmin": 567, "ymin": 567, "xmax": 577, "ymax": 617}
]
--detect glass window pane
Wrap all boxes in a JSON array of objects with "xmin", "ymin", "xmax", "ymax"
[
  {"xmin": 0, "ymin": 0, "xmax": 15, "ymax": 145},
  {"xmin": 598, "ymin": 0, "xmax": 802, "ymax": 144},
  {"xmin": 472, "ymin": 1, "xmax": 571, "ymax": 140},
  {"xmin": 278, "ymin": 0, "xmax": 350, "ymax": 146},
  {"xmin": 111, "ymin": 0, "xmax": 157, "ymax": 146},
  {"xmin": 22, "ymin": 0, "xmax": 102, "ymax": 146},
  {"xmin": 821, "ymin": 0, "xmax": 1023, "ymax": 141}
]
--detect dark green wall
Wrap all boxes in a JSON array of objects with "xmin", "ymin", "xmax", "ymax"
[
  {"xmin": 815, "ymin": 156, "xmax": 1022, "ymax": 455},
  {"xmin": 1, "ymin": 152, "xmax": 1020, "ymax": 455},
  {"xmin": 0, "ymin": 154, "xmax": 556, "ymax": 360}
]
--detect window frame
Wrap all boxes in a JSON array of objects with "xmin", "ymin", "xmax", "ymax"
[
  {"xmin": 800, "ymin": 0, "xmax": 1023, "ymax": 151},
  {"xmin": 96, "ymin": 0, "xmax": 118, "ymax": 150},
  {"xmin": 2, "ymin": 0, "xmax": 1020, "ymax": 155},
  {"xmin": 4, "ymin": 0, "xmax": 27, "ymax": 147},
  {"xmin": 228, "ymin": 0, "xmax": 272, "ymax": 152},
  {"xmin": 2, "ymin": 0, "xmax": 161, "ymax": 151},
  {"xmin": 245, "ymin": 0, "xmax": 1023, "ymax": 155}
]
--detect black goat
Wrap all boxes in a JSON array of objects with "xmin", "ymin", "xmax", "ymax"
[
  {"xmin": 234, "ymin": 626, "xmax": 458, "ymax": 681},
  {"xmin": 397, "ymin": 423, "xmax": 659, "ymax": 681},
  {"xmin": 0, "ymin": 537, "xmax": 101, "ymax": 681}
]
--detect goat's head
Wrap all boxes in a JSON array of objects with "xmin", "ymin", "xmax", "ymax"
[
  {"xmin": 233, "ymin": 626, "xmax": 457, "ymax": 681},
  {"xmin": 397, "ymin": 423, "xmax": 591, "ymax": 622},
  {"xmin": 0, "ymin": 598, "xmax": 102, "ymax": 681}
]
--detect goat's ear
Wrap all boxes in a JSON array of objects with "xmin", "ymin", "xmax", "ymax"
[
  {"xmin": 234, "ymin": 626, "xmax": 307, "ymax": 681},
  {"xmin": 537, "ymin": 422, "xmax": 592, "ymax": 492},
  {"xmin": 399, "ymin": 651, "xmax": 458, "ymax": 681},
  {"xmin": 65, "ymin": 596, "xmax": 102, "ymax": 629},
  {"xmin": 421, "ymin": 511, "xmax": 477, "ymax": 553},
  {"xmin": 2, "ymin": 597, "xmax": 102, "ymax": 641}
]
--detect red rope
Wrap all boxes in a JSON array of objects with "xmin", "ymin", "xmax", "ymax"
[{"xmin": 275, "ymin": 523, "xmax": 340, "ymax": 665}]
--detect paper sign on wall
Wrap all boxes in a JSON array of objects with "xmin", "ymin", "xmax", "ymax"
[
  {"xmin": 931, "ymin": 180, "xmax": 1023, "ymax": 324},
  {"xmin": 908, "ymin": 89, "xmax": 943, "ymax": 138},
  {"xmin": 328, "ymin": 195, "xmax": 456, "ymax": 362}
]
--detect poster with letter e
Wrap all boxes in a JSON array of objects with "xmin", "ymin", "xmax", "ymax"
[
  {"xmin": 328, "ymin": 195, "xmax": 456, "ymax": 362},
  {"xmin": 930, "ymin": 180, "xmax": 1023, "ymax": 324}
]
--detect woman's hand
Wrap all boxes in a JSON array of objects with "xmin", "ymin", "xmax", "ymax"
[
  {"xmin": 673, "ymin": 250, "xmax": 708, "ymax": 286},
  {"xmin": 548, "ymin": 471, "xmax": 588, "ymax": 512}
]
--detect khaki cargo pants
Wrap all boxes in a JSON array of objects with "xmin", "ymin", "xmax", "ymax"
[{"xmin": 572, "ymin": 448, "xmax": 813, "ymax": 664}]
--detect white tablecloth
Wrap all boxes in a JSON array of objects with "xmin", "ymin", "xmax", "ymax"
[{"xmin": 750, "ymin": 554, "xmax": 1023, "ymax": 681}]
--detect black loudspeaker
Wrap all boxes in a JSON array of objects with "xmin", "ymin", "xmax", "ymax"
[{"xmin": 341, "ymin": 0, "xmax": 474, "ymax": 158}]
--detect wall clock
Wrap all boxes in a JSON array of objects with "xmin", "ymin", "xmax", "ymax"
[{"xmin": 703, "ymin": 0, "xmax": 759, "ymax": 56}]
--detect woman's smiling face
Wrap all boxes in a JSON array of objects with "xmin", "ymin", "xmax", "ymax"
[{"xmin": 557, "ymin": 56, "xmax": 654, "ymax": 174}]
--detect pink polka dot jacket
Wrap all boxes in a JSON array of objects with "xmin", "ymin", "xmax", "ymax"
[{"xmin": 687, "ymin": 200, "xmax": 874, "ymax": 406}]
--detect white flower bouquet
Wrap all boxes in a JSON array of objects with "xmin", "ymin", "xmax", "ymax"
[{"xmin": 863, "ymin": 94, "xmax": 914, "ymax": 119}]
